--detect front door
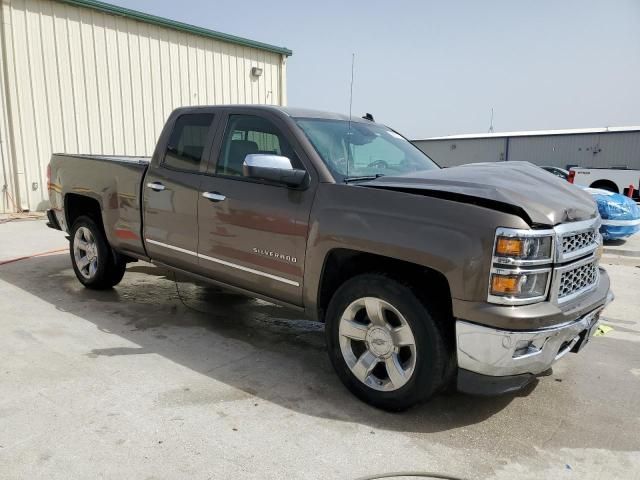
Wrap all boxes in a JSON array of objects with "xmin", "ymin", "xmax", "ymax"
[
  {"xmin": 143, "ymin": 112, "xmax": 216, "ymax": 270},
  {"xmin": 197, "ymin": 113, "xmax": 315, "ymax": 305}
]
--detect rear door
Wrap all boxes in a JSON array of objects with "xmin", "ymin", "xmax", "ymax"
[
  {"xmin": 143, "ymin": 111, "xmax": 217, "ymax": 270},
  {"xmin": 197, "ymin": 110, "xmax": 316, "ymax": 305}
]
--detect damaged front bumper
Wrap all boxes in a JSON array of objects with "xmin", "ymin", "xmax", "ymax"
[{"xmin": 456, "ymin": 290, "xmax": 614, "ymax": 395}]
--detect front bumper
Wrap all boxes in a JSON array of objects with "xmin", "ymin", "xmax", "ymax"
[{"xmin": 456, "ymin": 290, "xmax": 614, "ymax": 394}]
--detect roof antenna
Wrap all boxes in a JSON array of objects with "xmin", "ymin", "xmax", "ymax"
[
  {"xmin": 347, "ymin": 53, "xmax": 355, "ymax": 179},
  {"xmin": 488, "ymin": 107, "xmax": 495, "ymax": 133},
  {"xmin": 348, "ymin": 53, "xmax": 355, "ymax": 126},
  {"xmin": 347, "ymin": 53, "xmax": 356, "ymax": 177}
]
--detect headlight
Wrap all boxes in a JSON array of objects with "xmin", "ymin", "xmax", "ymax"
[
  {"xmin": 490, "ymin": 270, "xmax": 550, "ymax": 298},
  {"xmin": 494, "ymin": 231, "xmax": 553, "ymax": 264},
  {"xmin": 488, "ymin": 227, "xmax": 555, "ymax": 305},
  {"xmin": 495, "ymin": 235, "xmax": 552, "ymax": 261}
]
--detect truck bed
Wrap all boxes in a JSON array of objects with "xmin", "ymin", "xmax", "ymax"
[
  {"xmin": 62, "ymin": 154, "xmax": 151, "ymax": 164},
  {"xmin": 48, "ymin": 153, "xmax": 150, "ymax": 257}
]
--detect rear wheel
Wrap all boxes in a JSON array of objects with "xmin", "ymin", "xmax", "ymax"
[
  {"xmin": 590, "ymin": 180, "xmax": 618, "ymax": 193},
  {"xmin": 325, "ymin": 274, "xmax": 449, "ymax": 411},
  {"xmin": 70, "ymin": 216, "xmax": 126, "ymax": 289}
]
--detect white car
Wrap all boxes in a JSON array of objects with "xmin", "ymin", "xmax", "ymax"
[{"xmin": 569, "ymin": 167, "xmax": 640, "ymax": 198}]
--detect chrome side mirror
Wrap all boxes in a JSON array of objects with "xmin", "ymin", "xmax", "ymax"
[{"xmin": 242, "ymin": 154, "xmax": 308, "ymax": 187}]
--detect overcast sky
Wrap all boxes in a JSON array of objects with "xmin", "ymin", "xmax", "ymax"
[{"xmin": 110, "ymin": 0, "xmax": 640, "ymax": 139}]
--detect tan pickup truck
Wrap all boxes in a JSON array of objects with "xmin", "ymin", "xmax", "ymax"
[{"xmin": 47, "ymin": 106, "xmax": 613, "ymax": 410}]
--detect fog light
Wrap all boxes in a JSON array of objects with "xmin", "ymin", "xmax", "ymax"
[{"xmin": 514, "ymin": 340, "xmax": 534, "ymax": 357}]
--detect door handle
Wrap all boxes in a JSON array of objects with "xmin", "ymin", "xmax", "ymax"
[
  {"xmin": 202, "ymin": 191, "xmax": 226, "ymax": 202},
  {"xmin": 146, "ymin": 182, "xmax": 166, "ymax": 192}
]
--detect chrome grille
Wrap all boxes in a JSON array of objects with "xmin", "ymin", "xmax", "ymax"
[
  {"xmin": 558, "ymin": 260, "xmax": 598, "ymax": 300},
  {"xmin": 560, "ymin": 229, "xmax": 598, "ymax": 257}
]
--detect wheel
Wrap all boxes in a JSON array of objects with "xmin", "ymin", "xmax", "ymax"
[
  {"xmin": 590, "ymin": 181, "xmax": 618, "ymax": 194},
  {"xmin": 70, "ymin": 216, "xmax": 126, "ymax": 289},
  {"xmin": 325, "ymin": 274, "xmax": 449, "ymax": 411}
]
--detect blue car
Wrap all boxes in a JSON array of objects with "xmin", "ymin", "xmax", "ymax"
[{"xmin": 582, "ymin": 187, "xmax": 640, "ymax": 240}]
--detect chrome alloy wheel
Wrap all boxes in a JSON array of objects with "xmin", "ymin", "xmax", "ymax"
[
  {"xmin": 73, "ymin": 226, "xmax": 99, "ymax": 280},
  {"xmin": 338, "ymin": 297, "xmax": 417, "ymax": 392}
]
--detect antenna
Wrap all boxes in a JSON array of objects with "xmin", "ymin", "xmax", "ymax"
[
  {"xmin": 488, "ymin": 108, "xmax": 495, "ymax": 133},
  {"xmin": 349, "ymin": 53, "xmax": 355, "ymax": 125},
  {"xmin": 347, "ymin": 53, "xmax": 355, "ymax": 178}
]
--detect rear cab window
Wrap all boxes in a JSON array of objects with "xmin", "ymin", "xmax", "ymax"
[{"xmin": 163, "ymin": 113, "xmax": 215, "ymax": 172}]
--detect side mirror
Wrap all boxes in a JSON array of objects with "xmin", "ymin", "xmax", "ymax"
[{"xmin": 242, "ymin": 154, "xmax": 308, "ymax": 188}]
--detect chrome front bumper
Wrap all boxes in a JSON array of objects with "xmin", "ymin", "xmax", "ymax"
[{"xmin": 456, "ymin": 291, "xmax": 614, "ymax": 377}]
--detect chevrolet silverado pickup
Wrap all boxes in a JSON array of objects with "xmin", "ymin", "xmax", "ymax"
[{"xmin": 47, "ymin": 106, "xmax": 613, "ymax": 410}]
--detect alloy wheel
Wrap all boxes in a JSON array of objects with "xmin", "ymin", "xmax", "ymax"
[
  {"xmin": 338, "ymin": 297, "xmax": 417, "ymax": 392},
  {"xmin": 73, "ymin": 226, "xmax": 99, "ymax": 280}
]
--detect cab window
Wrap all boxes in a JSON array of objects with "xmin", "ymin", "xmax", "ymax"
[
  {"xmin": 216, "ymin": 115, "xmax": 300, "ymax": 177},
  {"xmin": 163, "ymin": 113, "xmax": 215, "ymax": 172}
]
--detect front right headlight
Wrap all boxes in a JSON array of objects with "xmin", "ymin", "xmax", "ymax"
[
  {"xmin": 494, "ymin": 235, "xmax": 553, "ymax": 262},
  {"xmin": 488, "ymin": 227, "xmax": 555, "ymax": 305},
  {"xmin": 493, "ymin": 230, "xmax": 554, "ymax": 265}
]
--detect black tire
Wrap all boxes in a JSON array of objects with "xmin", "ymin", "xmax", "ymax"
[
  {"xmin": 69, "ymin": 215, "xmax": 126, "ymax": 289},
  {"xmin": 590, "ymin": 181, "xmax": 618, "ymax": 194},
  {"xmin": 325, "ymin": 273, "xmax": 449, "ymax": 411}
]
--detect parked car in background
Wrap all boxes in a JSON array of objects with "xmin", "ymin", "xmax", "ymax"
[
  {"xmin": 569, "ymin": 167, "xmax": 640, "ymax": 199},
  {"xmin": 541, "ymin": 166, "xmax": 569, "ymax": 181},
  {"xmin": 581, "ymin": 187, "xmax": 640, "ymax": 240},
  {"xmin": 538, "ymin": 166, "xmax": 640, "ymax": 240}
]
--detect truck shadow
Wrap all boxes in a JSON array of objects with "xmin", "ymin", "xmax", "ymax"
[{"xmin": 0, "ymin": 255, "xmax": 532, "ymax": 433}]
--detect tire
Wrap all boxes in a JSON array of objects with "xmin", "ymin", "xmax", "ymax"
[
  {"xmin": 590, "ymin": 181, "xmax": 618, "ymax": 194},
  {"xmin": 69, "ymin": 215, "xmax": 126, "ymax": 289},
  {"xmin": 325, "ymin": 273, "xmax": 449, "ymax": 411}
]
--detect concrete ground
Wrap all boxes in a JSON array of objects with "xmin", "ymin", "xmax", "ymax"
[
  {"xmin": 1, "ymin": 219, "xmax": 639, "ymax": 479},
  {"xmin": 604, "ymin": 232, "xmax": 640, "ymax": 258},
  {"xmin": 0, "ymin": 214, "xmax": 68, "ymax": 263}
]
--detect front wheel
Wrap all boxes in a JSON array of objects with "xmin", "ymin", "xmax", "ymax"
[
  {"xmin": 70, "ymin": 216, "xmax": 126, "ymax": 289},
  {"xmin": 325, "ymin": 274, "xmax": 449, "ymax": 411}
]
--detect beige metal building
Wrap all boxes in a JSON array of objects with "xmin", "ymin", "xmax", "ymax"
[{"xmin": 0, "ymin": 0, "xmax": 292, "ymax": 213}]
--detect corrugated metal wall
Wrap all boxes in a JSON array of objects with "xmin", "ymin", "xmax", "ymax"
[
  {"xmin": 413, "ymin": 138, "xmax": 506, "ymax": 167},
  {"xmin": 414, "ymin": 132, "xmax": 640, "ymax": 170},
  {"xmin": 0, "ymin": 0, "xmax": 287, "ymax": 212},
  {"xmin": 508, "ymin": 132, "xmax": 640, "ymax": 169}
]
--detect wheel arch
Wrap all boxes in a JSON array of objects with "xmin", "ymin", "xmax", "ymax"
[
  {"xmin": 589, "ymin": 179, "xmax": 619, "ymax": 193},
  {"xmin": 316, "ymin": 249, "xmax": 453, "ymax": 327},
  {"xmin": 64, "ymin": 193, "xmax": 104, "ymax": 232}
]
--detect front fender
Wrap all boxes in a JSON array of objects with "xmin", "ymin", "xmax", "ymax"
[{"xmin": 303, "ymin": 184, "xmax": 529, "ymax": 315}]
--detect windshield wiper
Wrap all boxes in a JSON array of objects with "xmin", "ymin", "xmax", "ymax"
[{"xmin": 343, "ymin": 174, "xmax": 385, "ymax": 183}]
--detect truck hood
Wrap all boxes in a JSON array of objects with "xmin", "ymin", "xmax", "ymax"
[{"xmin": 362, "ymin": 161, "xmax": 597, "ymax": 226}]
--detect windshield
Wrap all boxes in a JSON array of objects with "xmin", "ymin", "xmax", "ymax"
[{"xmin": 295, "ymin": 118, "xmax": 439, "ymax": 181}]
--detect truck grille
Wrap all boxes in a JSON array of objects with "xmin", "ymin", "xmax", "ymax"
[
  {"xmin": 559, "ymin": 229, "xmax": 598, "ymax": 257},
  {"xmin": 557, "ymin": 260, "xmax": 598, "ymax": 301}
]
